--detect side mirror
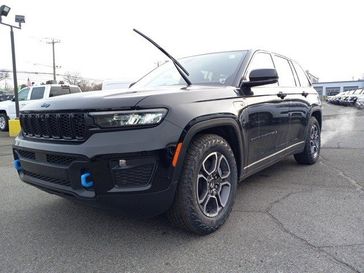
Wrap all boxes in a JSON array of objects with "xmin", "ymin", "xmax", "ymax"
[
  {"xmin": 11, "ymin": 97, "xmax": 15, "ymax": 102},
  {"xmin": 240, "ymin": 68, "xmax": 278, "ymax": 93}
]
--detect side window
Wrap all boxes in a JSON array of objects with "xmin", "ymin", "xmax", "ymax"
[
  {"xmin": 50, "ymin": 86, "xmax": 74, "ymax": 97},
  {"xmin": 293, "ymin": 61, "xmax": 311, "ymax": 87},
  {"xmin": 246, "ymin": 52, "xmax": 275, "ymax": 80},
  {"xmin": 273, "ymin": 56, "xmax": 296, "ymax": 87},
  {"xmin": 30, "ymin": 87, "xmax": 45, "ymax": 100},
  {"xmin": 70, "ymin": 87, "xmax": 81, "ymax": 93},
  {"xmin": 18, "ymin": 88, "xmax": 30, "ymax": 101},
  {"xmin": 245, "ymin": 52, "xmax": 277, "ymax": 88}
]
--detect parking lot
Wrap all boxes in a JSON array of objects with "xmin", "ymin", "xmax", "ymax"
[{"xmin": 0, "ymin": 102, "xmax": 363, "ymax": 273}]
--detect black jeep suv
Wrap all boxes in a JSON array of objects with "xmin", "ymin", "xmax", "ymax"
[{"xmin": 13, "ymin": 34, "xmax": 321, "ymax": 234}]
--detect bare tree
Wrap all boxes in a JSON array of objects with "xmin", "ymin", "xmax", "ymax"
[
  {"xmin": 62, "ymin": 72, "xmax": 102, "ymax": 91},
  {"xmin": 79, "ymin": 81, "xmax": 102, "ymax": 92},
  {"xmin": 63, "ymin": 72, "xmax": 83, "ymax": 86}
]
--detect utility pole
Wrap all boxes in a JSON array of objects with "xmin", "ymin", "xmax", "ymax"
[{"xmin": 44, "ymin": 38, "xmax": 61, "ymax": 82}]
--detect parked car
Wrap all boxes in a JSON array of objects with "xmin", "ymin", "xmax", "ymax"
[
  {"xmin": 346, "ymin": 88, "xmax": 364, "ymax": 106},
  {"xmin": 0, "ymin": 84, "xmax": 81, "ymax": 131},
  {"xmin": 328, "ymin": 92, "xmax": 343, "ymax": 105},
  {"xmin": 0, "ymin": 94, "xmax": 14, "ymax": 101},
  {"xmin": 12, "ymin": 31, "xmax": 321, "ymax": 235},
  {"xmin": 335, "ymin": 91, "xmax": 349, "ymax": 105},
  {"xmin": 355, "ymin": 92, "xmax": 364, "ymax": 109},
  {"xmin": 341, "ymin": 90, "xmax": 356, "ymax": 106}
]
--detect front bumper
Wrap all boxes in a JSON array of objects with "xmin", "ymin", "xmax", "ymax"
[{"xmin": 12, "ymin": 144, "xmax": 178, "ymax": 217}]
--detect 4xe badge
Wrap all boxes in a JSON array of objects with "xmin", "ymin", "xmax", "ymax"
[{"xmin": 40, "ymin": 103, "xmax": 50, "ymax": 108}]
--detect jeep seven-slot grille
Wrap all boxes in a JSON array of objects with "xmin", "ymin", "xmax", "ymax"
[{"xmin": 19, "ymin": 112, "xmax": 88, "ymax": 141}]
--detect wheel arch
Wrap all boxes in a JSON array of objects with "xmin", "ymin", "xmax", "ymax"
[
  {"xmin": 311, "ymin": 109, "xmax": 322, "ymax": 129},
  {"xmin": 172, "ymin": 117, "xmax": 245, "ymax": 182}
]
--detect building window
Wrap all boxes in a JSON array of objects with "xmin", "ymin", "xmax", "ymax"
[
  {"xmin": 343, "ymin": 86, "xmax": 358, "ymax": 91},
  {"xmin": 326, "ymin": 87, "xmax": 340, "ymax": 96}
]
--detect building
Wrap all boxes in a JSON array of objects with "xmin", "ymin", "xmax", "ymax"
[{"xmin": 312, "ymin": 80, "xmax": 364, "ymax": 97}]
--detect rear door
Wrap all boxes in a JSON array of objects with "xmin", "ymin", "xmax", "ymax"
[
  {"xmin": 271, "ymin": 55, "xmax": 299, "ymax": 149},
  {"xmin": 287, "ymin": 60, "xmax": 313, "ymax": 144},
  {"xmin": 240, "ymin": 51, "xmax": 290, "ymax": 165}
]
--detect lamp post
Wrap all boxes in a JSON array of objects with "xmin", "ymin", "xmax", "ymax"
[{"xmin": 0, "ymin": 5, "xmax": 25, "ymax": 118}]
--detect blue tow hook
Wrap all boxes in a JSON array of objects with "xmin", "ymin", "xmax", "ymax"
[
  {"xmin": 81, "ymin": 172, "xmax": 94, "ymax": 188},
  {"xmin": 13, "ymin": 159, "xmax": 22, "ymax": 172}
]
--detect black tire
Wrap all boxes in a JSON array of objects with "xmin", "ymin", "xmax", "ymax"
[
  {"xmin": 167, "ymin": 134, "xmax": 238, "ymax": 235},
  {"xmin": 0, "ymin": 113, "xmax": 9, "ymax": 132},
  {"xmin": 294, "ymin": 117, "xmax": 321, "ymax": 165}
]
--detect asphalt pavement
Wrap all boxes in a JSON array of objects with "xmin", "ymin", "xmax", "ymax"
[{"xmin": 0, "ymin": 103, "xmax": 363, "ymax": 273}]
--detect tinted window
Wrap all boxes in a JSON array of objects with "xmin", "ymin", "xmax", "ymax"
[
  {"xmin": 30, "ymin": 87, "xmax": 45, "ymax": 100},
  {"xmin": 293, "ymin": 61, "xmax": 311, "ymax": 87},
  {"xmin": 273, "ymin": 56, "xmax": 296, "ymax": 87},
  {"xmin": 70, "ymin": 86, "xmax": 81, "ymax": 93},
  {"xmin": 50, "ymin": 86, "xmax": 74, "ymax": 97},
  {"xmin": 18, "ymin": 88, "xmax": 30, "ymax": 101},
  {"xmin": 133, "ymin": 51, "xmax": 246, "ymax": 88}
]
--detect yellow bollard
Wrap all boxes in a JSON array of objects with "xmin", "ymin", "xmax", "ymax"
[{"xmin": 9, "ymin": 119, "xmax": 21, "ymax": 137}]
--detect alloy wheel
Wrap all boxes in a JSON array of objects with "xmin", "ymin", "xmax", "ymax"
[
  {"xmin": 309, "ymin": 124, "xmax": 320, "ymax": 158},
  {"xmin": 0, "ymin": 116, "xmax": 6, "ymax": 130},
  {"xmin": 196, "ymin": 152, "xmax": 231, "ymax": 217}
]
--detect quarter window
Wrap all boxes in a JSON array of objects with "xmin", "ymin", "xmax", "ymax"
[
  {"xmin": 50, "ymin": 86, "xmax": 74, "ymax": 97},
  {"xmin": 293, "ymin": 61, "xmax": 311, "ymax": 87},
  {"xmin": 273, "ymin": 56, "xmax": 296, "ymax": 87}
]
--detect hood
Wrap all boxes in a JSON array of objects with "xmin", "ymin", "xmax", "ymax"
[
  {"xmin": 21, "ymin": 85, "xmax": 237, "ymax": 112},
  {"xmin": 0, "ymin": 100, "xmax": 13, "ymax": 109},
  {"xmin": 21, "ymin": 89, "xmax": 149, "ymax": 112}
]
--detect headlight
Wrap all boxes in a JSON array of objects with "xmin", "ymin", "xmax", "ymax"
[{"xmin": 89, "ymin": 109, "xmax": 167, "ymax": 128}]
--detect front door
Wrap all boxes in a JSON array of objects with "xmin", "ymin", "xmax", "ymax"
[{"xmin": 240, "ymin": 52, "xmax": 290, "ymax": 165}]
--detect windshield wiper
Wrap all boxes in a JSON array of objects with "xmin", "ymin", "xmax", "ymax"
[{"xmin": 133, "ymin": 29, "xmax": 192, "ymax": 86}]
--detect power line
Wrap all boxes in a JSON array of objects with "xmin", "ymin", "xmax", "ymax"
[{"xmin": 0, "ymin": 69, "xmax": 103, "ymax": 81}]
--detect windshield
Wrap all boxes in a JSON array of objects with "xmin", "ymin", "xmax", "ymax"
[
  {"xmin": 132, "ymin": 51, "xmax": 246, "ymax": 89},
  {"xmin": 18, "ymin": 88, "xmax": 30, "ymax": 101}
]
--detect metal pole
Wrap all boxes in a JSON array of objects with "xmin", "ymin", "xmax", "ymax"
[
  {"xmin": 10, "ymin": 26, "xmax": 19, "ymax": 118},
  {"xmin": 52, "ymin": 40, "xmax": 56, "ymax": 81}
]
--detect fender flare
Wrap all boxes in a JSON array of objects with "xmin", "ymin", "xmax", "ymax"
[
  {"xmin": 304, "ymin": 105, "xmax": 322, "ymax": 139},
  {"xmin": 172, "ymin": 116, "xmax": 245, "ymax": 182}
]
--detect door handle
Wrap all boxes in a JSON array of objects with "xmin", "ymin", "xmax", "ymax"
[
  {"xmin": 302, "ymin": 91, "xmax": 309, "ymax": 97},
  {"xmin": 277, "ymin": 91, "xmax": 287, "ymax": 99}
]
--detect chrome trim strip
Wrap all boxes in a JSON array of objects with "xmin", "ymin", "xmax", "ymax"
[{"xmin": 244, "ymin": 141, "xmax": 305, "ymax": 170}]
